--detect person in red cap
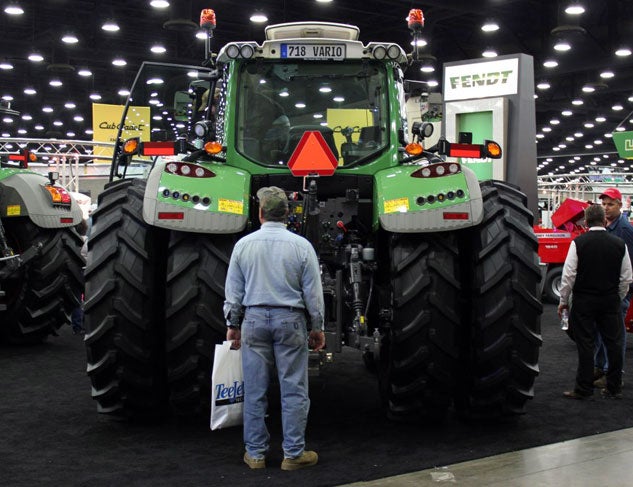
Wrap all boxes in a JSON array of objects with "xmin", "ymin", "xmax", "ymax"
[{"xmin": 594, "ymin": 187, "xmax": 633, "ymax": 388}]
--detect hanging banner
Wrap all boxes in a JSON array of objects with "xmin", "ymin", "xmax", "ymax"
[
  {"xmin": 92, "ymin": 103, "xmax": 151, "ymax": 161},
  {"xmin": 612, "ymin": 131, "xmax": 633, "ymax": 159}
]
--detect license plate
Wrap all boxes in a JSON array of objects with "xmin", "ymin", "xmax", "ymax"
[{"xmin": 280, "ymin": 43, "xmax": 345, "ymax": 60}]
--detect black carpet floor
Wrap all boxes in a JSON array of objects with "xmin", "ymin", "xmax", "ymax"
[{"xmin": 2, "ymin": 303, "xmax": 633, "ymax": 487}]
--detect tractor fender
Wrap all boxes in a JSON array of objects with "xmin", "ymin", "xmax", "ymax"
[
  {"xmin": 375, "ymin": 164, "xmax": 484, "ymax": 233},
  {"xmin": 142, "ymin": 159, "xmax": 250, "ymax": 233},
  {"xmin": 0, "ymin": 171, "xmax": 83, "ymax": 228}
]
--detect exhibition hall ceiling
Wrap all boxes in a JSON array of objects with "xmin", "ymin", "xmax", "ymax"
[{"xmin": 1, "ymin": 0, "xmax": 632, "ymax": 175}]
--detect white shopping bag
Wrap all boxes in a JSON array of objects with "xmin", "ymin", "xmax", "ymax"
[{"xmin": 210, "ymin": 340, "xmax": 244, "ymax": 430}]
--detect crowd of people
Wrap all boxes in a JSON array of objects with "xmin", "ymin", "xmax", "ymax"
[{"xmin": 558, "ymin": 187, "xmax": 633, "ymax": 400}]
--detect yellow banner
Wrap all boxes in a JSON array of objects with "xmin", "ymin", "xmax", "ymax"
[{"xmin": 92, "ymin": 103, "xmax": 151, "ymax": 161}]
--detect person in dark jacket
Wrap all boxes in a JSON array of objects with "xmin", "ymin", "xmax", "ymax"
[
  {"xmin": 558, "ymin": 203, "xmax": 632, "ymax": 399},
  {"xmin": 593, "ymin": 187, "xmax": 633, "ymax": 388}
]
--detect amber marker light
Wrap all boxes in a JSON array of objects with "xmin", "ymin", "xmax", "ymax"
[
  {"xmin": 405, "ymin": 142, "xmax": 423, "ymax": 156},
  {"xmin": 204, "ymin": 141, "xmax": 223, "ymax": 154},
  {"xmin": 122, "ymin": 138, "xmax": 140, "ymax": 155},
  {"xmin": 485, "ymin": 141, "xmax": 502, "ymax": 158}
]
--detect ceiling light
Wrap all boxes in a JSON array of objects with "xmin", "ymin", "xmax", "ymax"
[
  {"xmin": 550, "ymin": 118, "xmax": 560, "ymax": 125},
  {"xmin": 53, "ymin": 120, "xmax": 63, "ymax": 127},
  {"xmin": 595, "ymin": 116, "xmax": 606, "ymax": 122},
  {"xmin": 420, "ymin": 64, "xmax": 435, "ymax": 73},
  {"xmin": 151, "ymin": 45, "xmax": 166, "ymax": 54},
  {"xmin": 615, "ymin": 126, "xmax": 625, "ymax": 132},
  {"xmin": 584, "ymin": 122, "xmax": 594, "ymax": 128},
  {"xmin": 561, "ymin": 110, "xmax": 572, "ymax": 116},
  {"xmin": 49, "ymin": 79, "xmax": 63, "ymax": 87},
  {"xmin": 581, "ymin": 85, "xmax": 595, "ymax": 93},
  {"xmin": 21, "ymin": 114, "xmax": 32, "ymax": 120},
  {"xmin": 62, "ymin": 33, "xmax": 79, "ymax": 44},
  {"xmin": 427, "ymin": 80, "xmax": 439, "ymax": 87},
  {"xmin": 150, "ymin": 0, "xmax": 170, "ymax": 8},
  {"xmin": 73, "ymin": 115, "xmax": 84, "ymax": 122},
  {"xmin": 66, "ymin": 131, "xmax": 75, "ymax": 137},
  {"xmin": 565, "ymin": 3, "xmax": 585, "ymax": 15},
  {"xmin": 249, "ymin": 12, "xmax": 268, "ymax": 23},
  {"xmin": 4, "ymin": 4, "xmax": 24, "ymax": 15},
  {"xmin": 90, "ymin": 93, "xmax": 102, "ymax": 100},
  {"xmin": 482, "ymin": 49, "xmax": 497, "ymax": 58},
  {"xmin": 78, "ymin": 69, "xmax": 92, "ymax": 77},
  {"xmin": 316, "ymin": 0, "xmax": 334, "ymax": 3},
  {"xmin": 42, "ymin": 106, "xmax": 53, "ymax": 113},
  {"xmin": 0, "ymin": 59, "xmax": 14, "ymax": 70},
  {"xmin": 612, "ymin": 104, "xmax": 624, "ymax": 111},
  {"xmin": 574, "ymin": 132, "xmax": 583, "ymax": 137},
  {"xmin": 112, "ymin": 58, "xmax": 127, "ymax": 66},
  {"xmin": 571, "ymin": 99, "xmax": 583, "ymax": 105},
  {"xmin": 600, "ymin": 70, "xmax": 614, "ymax": 79},
  {"xmin": 28, "ymin": 51, "xmax": 44, "ymax": 62},
  {"xmin": 615, "ymin": 47, "xmax": 631, "ymax": 57},
  {"xmin": 543, "ymin": 59, "xmax": 558, "ymax": 68},
  {"xmin": 481, "ymin": 21, "xmax": 499, "ymax": 32},
  {"xmin": 102, "ymin": 20, "xmax": 120, "ymax": 32},
  {"xmin": 118, "ymin": 89, "xmax": 131, "ymax": 96},
  {"xmin": 554, "ymin": 40, "xmax": 571, "ymax": 51},
  {"xmin": 34, "ymin": 125, "xmax": 44, "ymax": 131},
  {"xmin": 23, "ymin": 87, "xmax": 36, "ymax": 95},
  {"xmin": 537, "ymin": 82, "xmax": 550, "ymax": 90},
  {"xmin": 542, "ymin": 127, "xmax": 552, "ymax": 132}
]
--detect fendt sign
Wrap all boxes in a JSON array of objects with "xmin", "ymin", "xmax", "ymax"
[{"xmin": 444, "ymin": 58, "xmax": 519, "ymax": 101}]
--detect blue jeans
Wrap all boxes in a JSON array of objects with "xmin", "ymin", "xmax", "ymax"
[
  {"xmin": 241, "ymin": 307, "xmax": 309, "ymax": 460},
  {"xmin": 594, "ymin": 294, "xmax": 630, "ymax": 372}
]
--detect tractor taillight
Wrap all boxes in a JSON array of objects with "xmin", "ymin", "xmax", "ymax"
[
  {"xmin": 411, "ymin": 162, "xmax": 461, "ymax": 178},
  {"xmin": 42, "ymin": 185, "xmax": 72, "ymax": 206},
  {"xmin": 165, "ymin": 161, "xmax": 215, "ymax": 178}
]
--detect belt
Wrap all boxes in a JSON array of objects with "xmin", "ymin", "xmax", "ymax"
[{"xmin": 247, "ymin": 305, "xmax": 305, "ymax": 312}]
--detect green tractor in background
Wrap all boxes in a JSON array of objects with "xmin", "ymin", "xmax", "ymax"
[
  {"xmin": 0, "ymin": 149, "xmax": 85, "ymax": 343},
  {"xmin": 84, "ymin": 9, "xmax": 542, "ymax": 421}
]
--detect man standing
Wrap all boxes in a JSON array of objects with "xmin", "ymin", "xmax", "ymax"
[
  {"xmin": 224, "ymin": 186, "xmax": 326, "ymax": 470},
  {"xmin": 558, "ymin": 204, "xmax": 632, "ymax": 399},
  {"xmin": 594, "ymin": 187, "xmax": 633, "ymax": 387}
]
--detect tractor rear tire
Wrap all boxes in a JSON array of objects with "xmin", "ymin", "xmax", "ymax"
[
  {"xmin": 379, "ymin": 232, "xmax": 461, "ymax": 421},
  {"xmin": 542, "ymin": 266, "xmax": 562, "ymax": 304},
  {"xmin": 0, "ymin": 218, "xmax": 84, "ymax": 344},
  {"xmin": 458, "ymin": 180, "xmax": 543, "ymax": 418},
  {"xmin": 165, "ymin": 232, "xmax": 235, "ymax": 416},
  {"xmin": 83, "ymin": 179, "xmax": 169, "ymax": 420}
]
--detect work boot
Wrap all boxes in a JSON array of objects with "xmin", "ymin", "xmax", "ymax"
[
  {"xmin": 593, "ymin": 368, "xmax": 605, "ymax": 380},
  {"xmin": 244, "ymin": 452, "xmax": 266, "ymax": 469},
  {"xmin": 281, "ymin": 451, "xmax": 318, "ymax": 471}
]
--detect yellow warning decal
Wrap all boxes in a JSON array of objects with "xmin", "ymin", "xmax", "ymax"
[
  {"xmin": 218, "ymin": 199, "xmax": 244, "ymax": 215},
  {"xmin": 7, "ymin": 205, "xmax": 21, "ymax": 216},
  {"xmin": 383, "ymin": 198, "xmax": 409, "ymax": 214}
]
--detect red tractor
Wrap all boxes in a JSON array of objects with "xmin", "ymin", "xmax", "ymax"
[{"xmin": 535, "ymin": 198, "xmax": 633, "ymax": 332}]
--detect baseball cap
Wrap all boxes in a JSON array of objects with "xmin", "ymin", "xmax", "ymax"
[
  {"xmin": 599, "ymin": 187, "xmax": 622, "ymax": 201},
  {"xmin": 256, "ymin": 186, "xmax": 288, "ymax": 218}
]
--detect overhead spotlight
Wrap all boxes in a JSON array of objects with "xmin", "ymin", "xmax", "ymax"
[
  {"xmin": 600, "ymin": 70, "xmax": 615, "ymax": 79},
  {"xmin": 249, "ymin": 11, "xmax": 268, "ymax": 23},
  {"xmin": 4, "ymin": 4, "xmax": 24, "ymax": 15},
  {"xmin": 536, "ymin": 81, "xmax": 551, "ymax": 90},
  {"xmin": 102, "ymin": 20, "xmax": 120, "ymax": 32},
  {"xmin": 481, "ymin": 21, "xmax": 499, "ymax": 32},
  {"xmin": 571, "ymin": 98, "xmax": 583, "ymax": 105},
  {"xmin": 0, "ymin": 59, "xmax": 14, "ymax": 70},
  {"xmin": 564, "ymin": 3, "xmax": 585, "ymax": 15},
  {"xmin": 543, "ymin": 59, "xmax": 558, "ymax": 68},
  {"xmin": 554, "ymin": 40, "xmax": 571, "ymax": 51},
  {"xmin": 482, "ymin": 49, "xmax": 497, "ymax": 58},
  {"xmin": 150, "ymin": 0, "xmax": 170, "ymax": 8},
  {"xmin": 28, "ymin": 51, "xmax": 44, "ymax": 62},
  {"xmin": 615, "ymin": 47, "xmax": 631, "ymax": 57},
  {"xmin": 62, "ymin": 33, "xmax": 79, "ymax": 44}
]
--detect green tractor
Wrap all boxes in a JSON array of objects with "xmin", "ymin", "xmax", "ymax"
[
  {"xmin": 84, "ymin": 9, "xmax": 542, "ymax": 421},
  {"xmin": 0, "ymin": 149, "xmax": 85, "ymax": 343}
]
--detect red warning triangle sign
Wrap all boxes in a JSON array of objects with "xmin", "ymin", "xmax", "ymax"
[{"xmin": 287, "ymin": 131, "xmax": 339, "ymax": 176}]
